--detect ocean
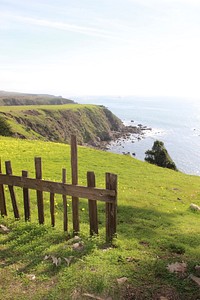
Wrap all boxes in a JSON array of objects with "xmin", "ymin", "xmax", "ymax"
[{"xmin": 75, "ymin": 96, "xmax": 200, "ymax": 176}]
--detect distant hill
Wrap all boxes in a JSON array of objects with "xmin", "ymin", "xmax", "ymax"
[
  {"xmin": 0, "ymin": 90, "xmax": 75, "ymax": 105},
  {"xmin": 0, "ymin": 104, "xmax": 123, "ymax": 146}
]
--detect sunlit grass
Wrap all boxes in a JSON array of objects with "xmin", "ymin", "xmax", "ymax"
[
  {"xmin": 0, "ymin": 104, "xmax": 92, "ymax": 112},
  {"xmin": 0, "ymin": 137, "xmax": 200, "ymax": 299}
]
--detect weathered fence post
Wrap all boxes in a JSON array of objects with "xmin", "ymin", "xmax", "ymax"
[
  {"xmin": 87, "ymin": 171, "xmax": 98, "ymax": 235},
  {"xmin": 50, "ymin": 192, "xmax": 55, "ymax": 227},
  {"xmin": 22, "ymin": 170, "xmax": 30, "ymax": 221},
  {"xmin": 71, "ymin": 135, "xmax": 79, "ymax": 233},
  {"xmin": 62, "ymin": 168, "xmax": 68, "ymax": 232},
  {"xmin": 0, "ymin": 159, "xmax": 7, "ymax": 216},
  {"xmin": 35, "ymin": 157, "xmax": 44, "ymax": 224},
  {"xmin": 5, "ymin": 161, "xmax": 20, "ymax": 219},
  {"xmin": 105, "ymin": 173, "xmax": 117, "ymax": 242}
]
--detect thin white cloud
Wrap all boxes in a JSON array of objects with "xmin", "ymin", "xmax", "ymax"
[{"xmin": 1, "ymin": 12, "xmax": 130, "ymax": 43}]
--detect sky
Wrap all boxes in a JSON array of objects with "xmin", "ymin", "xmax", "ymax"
[{"xmin": 1, "ymin": 0, "xmax": 200, "ymax": 98}]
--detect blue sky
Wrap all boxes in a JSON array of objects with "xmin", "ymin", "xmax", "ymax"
[{"xmin": 1, "ymin": 0, "xmax": 200, "ymax": 97}]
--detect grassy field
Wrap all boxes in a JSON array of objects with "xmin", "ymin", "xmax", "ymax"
[{"xmin": 0, "ymin": 137, "xmax": 200, "ymax": 299}]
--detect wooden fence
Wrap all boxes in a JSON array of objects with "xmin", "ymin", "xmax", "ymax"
[{"xmin": 0, "ymin": 135, "xmax": 117, "ymax": 242}]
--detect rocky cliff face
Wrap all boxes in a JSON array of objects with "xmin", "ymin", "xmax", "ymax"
[{"xmin": 0, "ymin": 105, "xmax": 124, "ymax": 146}]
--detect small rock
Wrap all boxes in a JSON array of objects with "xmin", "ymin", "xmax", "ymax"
[
  {"xmin": 117, "ymin": 277, "xmax": 128, "ymax": 284},
  {"xmin": 189, "ymin": 274, "xmax": 200, "ymax": 287},
  {"xmin": 0, "ymin": 224, "xmax": 10, "ymax": 234},
  {"xmin": 82, "ymin": 293, "xmax": 112, "ymax": 300},
  {"xmin": 51, "ymin": 256, "xmax": 62, "ymax": 266},
  {"xmin": 72, "ymin": 242, "xmax": 84, "ymax": 251},
  {"xmin": 102, "ymin": 247, "xmax": 112, "ymax": 252},
  {"xmin": 63, "ymin": 256, "xmax": 74, "ymax": 266},
  {"xmin": 190, "ymin": 203, "xmax": 200, "ymax": 211},
  {"xmin": 73, "ymin": 235, "xmax": 81, "ymax": 241},
  {"xmin": 44, "ymin": 255, "xmax": 50, "ymax": 260},
  {"xmin": 126, "ymin": 257, "xmax": 134, "ymax": 262},
  {"xmin": 26, "ymin": 274, "xmax": 36, "ymax": 280},
  {"xmin": 167, "ymin": 262, "xmax": 187, "ymax": 273}
]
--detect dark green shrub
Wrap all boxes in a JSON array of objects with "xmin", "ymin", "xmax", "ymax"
[
  {"xmin": 145, "ymin": 140, "xmax": 178, "ymax": 171},
  {"xmin": 0, "ymin": 116, "xmax": 12, "ymax": 136}
]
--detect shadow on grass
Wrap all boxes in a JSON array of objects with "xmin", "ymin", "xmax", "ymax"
[
  {"xmin": 0, "ymin": 205, "xmax": 200, "ymax": 300},
  {"xmin": 0, "ymin": 221, "xmax": 99, "ymax": 276},
  {"xmin": 117, "ymin": 204, "xmax": 200, "ymax": 254},
  {"xmin": 114, "ymin": 205, "xmax": 200, "ymax": 300}
]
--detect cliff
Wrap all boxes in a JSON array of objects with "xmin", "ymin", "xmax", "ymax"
[{"xmin": 0, "ymin": 104, "xmax": 124, "ymax": 146}]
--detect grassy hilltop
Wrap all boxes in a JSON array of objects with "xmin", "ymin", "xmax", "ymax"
[
  {"xmin": 0, "ymin": 104, "xmax": 123, "ymax": 145},
  {"xmin": 0, "ymin": 91, "xmax": 123, "ymax": 146},
  {"xmin": 0, "ymin": 137, "xmax": 200, "ymax": 299},
  {"xmin": 0, "ymin": 91, "xmax": 75, "ymax": 106}
]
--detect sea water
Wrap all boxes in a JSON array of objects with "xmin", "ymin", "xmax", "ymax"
[{"xmin": 75, "ymin": 96, "xmax": 200, "ymax": 176}]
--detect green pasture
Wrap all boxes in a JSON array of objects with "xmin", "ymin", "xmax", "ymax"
[
  {"xmin": 0, "ymin": 137, "xmax": 200, "ymax": 299},
  {"xmin": 0, "ymin": 104, "xmax": 94, "ymax": 113}
]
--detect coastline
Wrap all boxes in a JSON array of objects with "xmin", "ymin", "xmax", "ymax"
[{"xmin": 87, "ymin": 121, "xmax": 152, "ymax": 152}]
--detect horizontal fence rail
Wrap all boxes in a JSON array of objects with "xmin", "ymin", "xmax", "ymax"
[{"xmin": 0, "ymin": 175, "xmax": 116, "ymax": 202}]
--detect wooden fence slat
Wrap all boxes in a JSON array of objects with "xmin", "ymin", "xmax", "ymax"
[
  {"xmin": 71, "ymin": 135, "xmax": 79, "ymax": 233},
  {"xmin": 0, "ymin": 159, "xmax": 7, "ymax": 216},
  {"xmin": 35, "ymin": 157, "xmax": 44, "ymax": 224},
  {"xmin": 87, "ymin": 171, "xmax": 98, "ymax": 235},
  {"xmin": 62, "ymin": 168, "xmax": 68, "ymax": 232},
  {"xmin": 0, "ymin": 174, "xmax": 116, "ymax": 202},
  {"xmin": 105, "ymin": 173, "xmax": 117, "ymax": 242},
  {"xmin": 50, "ymin": 193, "xmax": 55, "ymax": 227},
  {"xmin": 5, "ymin": 161, "xmax": 20, "ymax": 219},
  {"xmin": 22, "ymin": 170, "xmax": 30, "ymax": 221}
]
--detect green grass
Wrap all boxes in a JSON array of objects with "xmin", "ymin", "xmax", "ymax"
[
  {"xmin": 0, "ymin": 104, "xmax": 93, "ymax": 139},
  {"xmin": 0, "ymin": 137, "xmax": 200, "ymax": 299},
  {"xmin": 0, "ymin": 103, "xmax": 89, "ymax": 112},
  {"xmin": 0, "ymin": 104, "xmax": 122, "ymax": 144}
]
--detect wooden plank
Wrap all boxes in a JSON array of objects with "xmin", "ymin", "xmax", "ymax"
[
  {"xmin": 5, "ymin": 161, "xmax": 19, "ymax": 219},
  {"xmin": 0, "ymin": 159, "xmax": 7, "ymax": 216},
  {"xmin": 87, "ymin": 171, "xmax": 98, "ymax": 235},
  {"xmin": 22, "ymin": 170, "xmax": 30, "ymax": 221},
  {"xmin": 50, "ymin": 193, "xmax": 55, "ymax": 227},
  {"xmin": 71, "ymin": 135, "xmax": 78, "ymax": 185},
  {"xmin": 62, "ymin": 168, "xmax": 68, "ymax": 232},
  {"xmin": 71, "ymin": 135, "xmax": 79, "ymax": 233},
  {"xmin": 105, "ymin": 173, "xmax": 117, "ymax": 242},
  {"xmin": 35, "ymin": 157, "xmax": 44, "ymax": 224},
  {"xmin": 0, "ymin": 174, "xmax": 116, "ymax": 202}
]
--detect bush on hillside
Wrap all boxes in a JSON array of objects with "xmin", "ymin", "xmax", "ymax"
[
  {"xmin": 145, "ymin": 140, "xmax": 178, "ymax": 171},
  {"xmin": 0, "ymin": 116, "xmax": 12, "ymax": 136}
]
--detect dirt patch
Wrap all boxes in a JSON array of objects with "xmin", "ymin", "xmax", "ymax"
[
  {"xmin": 0, "ymin": 267, "xmax": 57, "ymax": 299},
  {"xmin": 23, "ymin": 110, "xmax": 41, "ymax": 116},
  {"xmin": 120, "ymin": 285, "xmax": 180, "ymax": 300}
]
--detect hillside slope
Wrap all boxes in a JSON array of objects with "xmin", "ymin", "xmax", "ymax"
[
  {"xmin": 0, "ymin": 104, "xmax": 124, "ymax": 145},
  {"xmin": 0, "ymin": 137, "xmax": 200, "ymax": 299}
]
